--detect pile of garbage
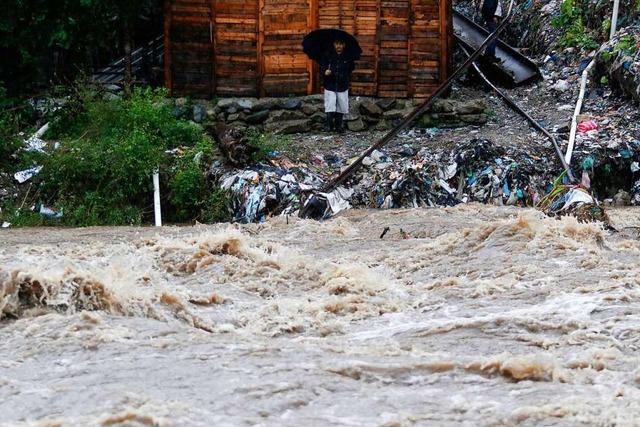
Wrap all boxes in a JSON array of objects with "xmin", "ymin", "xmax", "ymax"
[{"xmin": 212, "ymin": 135, "xmax": 574, "ymax": 222}]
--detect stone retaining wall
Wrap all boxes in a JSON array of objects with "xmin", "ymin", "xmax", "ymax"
[{"xmin": 175, "ymin": 95, "xmax": 489, "ymax": 134}]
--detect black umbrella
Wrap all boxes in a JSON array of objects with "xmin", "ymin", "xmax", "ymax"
[{"xmin": 302, "ymin": 28, "xmax": 362, "ymax": 63}]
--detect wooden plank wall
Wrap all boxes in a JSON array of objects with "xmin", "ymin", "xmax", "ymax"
[
  {"xmin": 214, "ymin": 0, "xmax": 259, "ymax": 96},
  {"xmin": 259, "ymin": 0, "xmax": 311, "ymax": 96},
  {"xmin": 377, "ymin": 0, "xmax": 410, "ymax": 97},
  {"xmin": 351, "ymin": 0, "xmax": 378, "ymax": 96},
  {"xmin": 165, "ymin": 0, "xmax": 451, "ymax": 98},
  {"xmin": 165, "ymin": 0, "xmax": 215, "ymax": 98},
  {"xmin": 409, "ymin": 0, "xmax": 451, "ymax": 97}
]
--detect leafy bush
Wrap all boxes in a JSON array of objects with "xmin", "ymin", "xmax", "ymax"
[
  {"xmin": 552, "ymin": 0, "xmax": 598, "ymax": 49},
  {"xmin": 244, "ymin": 128, "xmax": 290, "ymax": 162},
  {"xmin": 167, "ymin": 140, "xmax": 231, "ymax": 223},
  {"xmin": 29, "ymin": 85, "xmax": 227, "ymax": 226}
]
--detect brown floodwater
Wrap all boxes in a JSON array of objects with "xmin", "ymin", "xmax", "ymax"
[{"xmin": 2, "ymin": 204, "xmax": 640, "ymax": 426}]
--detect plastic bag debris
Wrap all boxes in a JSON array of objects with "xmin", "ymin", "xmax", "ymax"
[
  {"xmin": 577, "ymin": 120, "xmax": 599, "ymax": 133},
  {"xmin": 34, "ymin": 204, "xmax": 63, "ymax": 219},
  {"xmin": 14, "ymin": 166, "xmax": 43, "ymax": 184}
]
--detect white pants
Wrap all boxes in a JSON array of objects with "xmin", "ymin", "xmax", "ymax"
[{"xmin": 324, "ymin": 89, "xmax": 349, "ymax": 114}]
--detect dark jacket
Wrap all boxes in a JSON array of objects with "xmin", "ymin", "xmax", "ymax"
[
  {"xmin": 481, "ymin": 0, "xmax": 499, "ymax": 20},
  {"xmin": 320, "ymin": 50, "xmax": 355, "ymax": 92}
]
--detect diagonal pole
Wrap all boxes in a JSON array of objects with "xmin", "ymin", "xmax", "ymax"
[
  {"xmin": 460, "ymin": 44, "xmax": 576, "ymax": 182},
  {"xmin": 300, "ymin": 0, "xmax": 516, "ymax": 218}
]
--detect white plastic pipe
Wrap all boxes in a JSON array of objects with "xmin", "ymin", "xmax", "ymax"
[
  {"xmin": 565, "ymin": 0, "xmax": 620, "ymax": 165},
  {"xmin": 609, "ymin": 0, "xmax": 620, "ymax": 40},
  {"xmin": 564, "ymin": 59, "xmax": 595, "ymax": 165},
  {"xmin": 35, "ymin": 122, "xmax": 50, "ymax": 137},
  {"xmin": 153, "ymin": 170, "xmax": 162, "ymax": 226}
]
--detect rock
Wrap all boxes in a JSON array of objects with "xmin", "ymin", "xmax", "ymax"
[
  {"xmin": 347, "ymin": 118, "xmax": 368, "ymax": 132},
  {"xmin": 280, "ymin": 99, "xmax": 302, "ymax": 110},
  {"xmin": 360, "ymin": 99, "xmax": 383, "ymax": 116},
  {"xmin": 430, "ymin": 99, "xmax": 456, "ymax": 113},
  {"xmin": 172, "ymin": 105, "xmax": 189, "ymax": 118},
  {"xmin": 237, "ymin": 99, "xmax": 255, "ymax": 109},
  {"xmin": 375, "ymin": 119, "xmax": 391, "ymax": 130},
  {"xmin": 206, "ymin": 108, "xmax": 218, "ymax": 121},
  {"xmin": 265, "ymin": 110, "xmax": 306, "ymax": 122},
  {"xmin": 193, "ymin": 105, "xmax": 206, "ymax": 123},
  {"xmin": 309, "ymin": 112, "xmax": 325, "ymax": 123},
  {"xmin": 217, "ymin": 99, "xmax": 239, "ymax": 110},
  {"xmin": 382, "ymin": 109, "xmax": 406, "ymax": 120},
  {"xmin": 301, "ymin": 103, "xmax": 318, "ymax": 115},
  {"xmin": 253, "ymin": 98, "xmax": 278, "ymax": 111},
  {"xmin": 264, "ymin": 119, "xmax": 312, "ymax": 134},
  {"xmin": 459, "ymin": 113, "xmax": 488, "ymax": 125},
  {"xmin": 245, "ymin": 110, "xmax": 270, "ymax": 124},
  {"xmin": 613, "ymin": 189, "xmax": 631, "ymax": 206},
  {"xmin": 227, "ymin": 113, "xmax": 241, "ymax": 122},
  {"xmin": 457, "ymin": 100, "xmax": 486, "ymax": 115},
  {"xmin": 376, "ymin": 98, "xmax": 396, "ymax": 111}
]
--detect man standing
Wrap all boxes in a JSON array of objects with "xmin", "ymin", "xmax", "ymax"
[
  {"xmin": 320, "ymin": 35, "xmax": 355, "ymax": 133},
  {"xmin": 480, "ymin": 0, "xmax": 503, "ymax": 63}
]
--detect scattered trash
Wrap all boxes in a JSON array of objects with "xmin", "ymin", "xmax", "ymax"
[
  {"xmin": 577, "ymin": 120, "xmax": 599, "ymax": 132},
  {"xmin": 14, "ymin": 166, "xmax": 43, "ymax": 184},
  {"xmin": 34, "ymin": 204, "xmax": 64, "ymax": 219},
  {"xmin": 536, "ymin": 173, "xmax": 610, "ymax": 225}
]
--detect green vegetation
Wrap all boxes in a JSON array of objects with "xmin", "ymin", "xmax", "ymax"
[
  {"xmin": 601, "ymin": 33, "xmax": 638, "ymax": 63},
  {"xmin": 0, "ymin": 86, "xmax": 35, "ymax": 172},
  {"xmin": 2, "ymin": 85, "xmax": 233, "ymax": 226},
  {"xmin": 552, "ymin": 0, "xmax": 599, "ymax": 49},
  {"xmin": 244, "ymin": 128, "xmax": 291, "ymax": 163}
]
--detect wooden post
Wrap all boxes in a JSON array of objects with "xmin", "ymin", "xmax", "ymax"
[
  {"xmin": 307, "ymin": 0, "xmax": 318, "ymax": 94},
  {"xmin": 258, "ymin": 0, "xmax": 265, "ymax": 97},
  {"xmin": 441, "ymin": 0, "xmax": 453, "ymax": 83},
  {"xmin": 163, "ymin": 0, "xmax": 172, "ymax": 96},
  {"xmin": 210, "ymin": 0, "xmax": 217, "ymax": 98}
]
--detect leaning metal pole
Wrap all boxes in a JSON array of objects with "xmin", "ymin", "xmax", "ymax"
[
  {"xmin": 300, "ymin": 0, "xmax": 516, "ymax": 218},
  {"xmin": 460, "ymin": 44, "xmax": 576, "ymax": 182}
]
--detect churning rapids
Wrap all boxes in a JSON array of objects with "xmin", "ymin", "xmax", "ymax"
[{"xmin": 2, "ymin": 204, "xmax": 640, "ymax": 426}]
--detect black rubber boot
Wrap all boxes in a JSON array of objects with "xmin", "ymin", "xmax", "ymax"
[
  {"xmin": 335, "ymin": 113, "xmax": 345, "ymax": 134},
  {"xmin": 324, "ymin": 113, "xmax": 334, "ymax": 132}
]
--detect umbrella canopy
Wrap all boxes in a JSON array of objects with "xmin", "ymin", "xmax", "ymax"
[{"xmin": 302, "ymin": 28, "xmax": 362, "ymax": 63}]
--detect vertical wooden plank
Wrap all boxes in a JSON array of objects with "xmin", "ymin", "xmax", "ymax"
[
  {"xmin": 376, "ymin": 0, "xmax": 410, "ymax": 97},
  {"xmin": 165, "ymin": 0, "xmax": 216, "ymax": 98},
  {"xmin": 407, "ymin": 1, "xmax": 412, "ymax": 97},
  {"xmin": 441, "ymin": 0, "xmax": 452, "ymax": 84},
  {"xmin": 260, "ymin": 0, "xmax": 310, "ymax": 96},
  {"xmin": 214, "ymin": 0, "xmax": 259, "ymax": 96},
  {"xmin": 307, "ymin": 0, "xmax": 318, "ymax": 94},
  {"xmin": 164, "ymin": 0, "xmax": 172, "ymax": 96},
  {"xmin": 258, "ymin": 0, "xmax": 265, "ymax": 97},
  {"xmin": 210, "ymin": 0, "xmax": 216, "ymax": 97},
  {"xmin": 374, "ymin": 0, "xmax": 380, "ymax": 96}
]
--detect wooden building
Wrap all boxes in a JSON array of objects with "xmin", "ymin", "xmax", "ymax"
[{"xmin": 164, "ymin": 0, "xmax": 452, "ymax": 99}]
